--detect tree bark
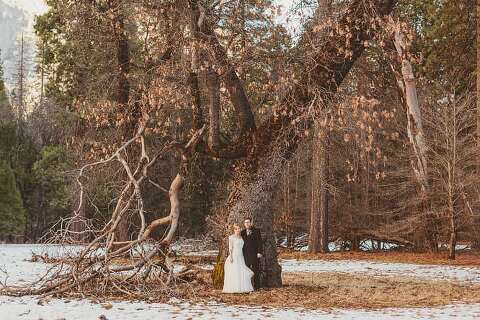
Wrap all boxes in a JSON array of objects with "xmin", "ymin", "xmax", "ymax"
[
  {"xmin": 307, "ymin": 0, "xmax": 333, "ymax": 255},
  {"xmin": 447, "ymin": 98, "xmax": 458, "ymax": 259},
  {"xmin": 309, "ymin": 122, "xmax": 329, "ymax": 253},
  {"xmin": 448, "ymin": 187, "xmax": 457, "ymax": 259},
  {"xmin": 112, "ymin": 8, "xmax": 132, "ymax": 242},
  {"xmin": 220, "ymin": 149, "xmax": 285, "ymax": 287},
  {"xmin": 477, "ymin": 0, "xmax": 480, "ymax": 139},
  {"xmin": 473, "ymin": 0, "xmax": 480, "ymax": 249},
  {"xmin": 207, "ymin": 69, "xmax": 220, "ymax": 149},
  {"xmin": 393, "ymin": 29, "xmax": 428, "ymax": 191}
]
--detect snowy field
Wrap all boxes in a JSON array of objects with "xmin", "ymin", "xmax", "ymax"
[
  {"xmin": 281, "ymin": 258, "xmax": 480, "ymax": 283},
  {"xmin": 2, "ymin": 244, "xmax": 480, "ymax": 319},
  {"xmin": 3, "ymin": 296, "xmax": 480, "ymax": 320}
]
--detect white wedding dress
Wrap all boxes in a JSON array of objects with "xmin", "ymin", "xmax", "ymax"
[{"xmin": 222, "ymin": 235, "xmax": 254, "ymax": 293}]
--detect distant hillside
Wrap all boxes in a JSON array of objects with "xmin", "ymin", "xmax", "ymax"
[
  {"xmin": 0, "ymin": 1, "xmax": 29, "ymax": 85},
  {"xmin": 0, "ymin": 0, "xmax": 47, "ymax": 92}
]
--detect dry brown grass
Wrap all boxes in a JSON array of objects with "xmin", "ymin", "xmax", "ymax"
[
  {"xmin": 38, "ymin": 250, "xmax": 480, "ymax": 310},
  {"xmin": 279, "ymin": 249, "xmax": 480, "ymax": 266},
  {"xmin": 50, "ymin": 269, "xmax": 480, "ymax": 310},
  {"xmin": 190, "ymin": 271, "xmax": 480, "ymax": 309}
]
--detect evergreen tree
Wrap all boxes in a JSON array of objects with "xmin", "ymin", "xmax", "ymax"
[
  {"xmin": 0, "ymin": 160, "xmax": 26, "ymax": 240},
  {"xmin": 0, "ymin": 52, "xmax": 13, "ymax": 122},
  {"xmin": 24, "ymin": 145, "xmax": 70, "ymax": 241},
  {"xmin": 400, "ymin": 0, "xmax": 475, "ymax": 88}
]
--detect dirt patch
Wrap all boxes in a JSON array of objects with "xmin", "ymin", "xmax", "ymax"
[
  {"xmin": 279, "ymin": 249, "xmax": 480, "ymax": 266},
  {"xmin": 189, "ymin": 272, "xmax": 480, "ymax": 309},
  {"xmin": 177, "ymin": 255, "xmax": 216, "ymax": 265}
]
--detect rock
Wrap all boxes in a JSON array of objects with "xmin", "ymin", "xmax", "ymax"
[{"xmin": 101, "ymin": 303, "xmax": 113, "ymax": 310}]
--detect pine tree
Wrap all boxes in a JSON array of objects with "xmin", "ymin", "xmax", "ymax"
[
  {"xmin": 0, "ymin": 160, "xmax": 26, "ymax": 241},
  {"xmin": 12, "ymin": 33, "xmax": 27, "ymax": 122},
  {"xmin": 0, "ymin": 52, "xmax": 13, "ymax": 122}
]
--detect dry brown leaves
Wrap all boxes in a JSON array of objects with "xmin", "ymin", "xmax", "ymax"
[
  {"xmin": 278, "ymin": 248, "xmax": 480, "ymax": 267},
  {"xmin": 189, "ymin": 272, "xmax": 480, "ymax": 310},
  {"xmin": 33, "ymin": 251, "xmax": 480, "ymax": 310}
]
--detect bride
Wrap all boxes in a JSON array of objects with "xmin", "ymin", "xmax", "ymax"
[{"xmin": 222, "ymin": 223, "xmax": 254, "ymax": 293}]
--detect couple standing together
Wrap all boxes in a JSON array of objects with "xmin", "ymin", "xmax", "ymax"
[{"xmin": 222, "ymin": 217, "xmax": 263, "ymax": 293}]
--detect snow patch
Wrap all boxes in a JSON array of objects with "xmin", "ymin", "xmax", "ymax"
[
  {"xmin": 2, "ymin": 244, "xmax": 480, "ymax": 319},
  {"xmin": 281, "ymin": 258, "xmax": 480, "ymax": 283},
  {"xmin": 2, "ymin": 294, "xmax": 480, "ymax": 319}
]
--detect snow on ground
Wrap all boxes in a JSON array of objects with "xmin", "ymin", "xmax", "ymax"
[
  {"xmin": 0, "ymin": 244, "xmax": 82, "ymax": 285},
  {"xmin": 281, "ymin": 258, "xmax": 480, "ymax": 284},
  {"xmin": 2, "ymin": 295, "xmax": 480, "ymax": 320},
  {"xmin": 0, "ymin": 244, "xmax": 208, "ymax": 284},
  {"xmin": 2, "ymin": 244, "xmax": 480, "ymax": 319}
]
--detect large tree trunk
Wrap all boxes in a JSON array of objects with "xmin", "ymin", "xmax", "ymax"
[
  {"xmin": 224, "ymin": 153, "xmax": 285, "ymax": 287},
  {"xmin": 309, "ymin": 122, "xmax": 329, "ymax": 253},
  {"xmin": 477, "ymin": 0, "xmax": 480, "ymax": 130},
  {"xmin": 477, "ymin": 0, "xmax": 480, "ymax": 137},
  {"xmin": 211, "ymin": 0, "xmax": 398, "ymax": 288}
]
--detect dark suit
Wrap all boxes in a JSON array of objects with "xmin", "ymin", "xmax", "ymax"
[{"xmin": 241, "ymin": 227, "xmax": 263, "ymax": 289}]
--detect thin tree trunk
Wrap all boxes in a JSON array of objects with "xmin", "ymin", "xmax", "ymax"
[
  {"xmin": 448, "ymin": 99, "xmax": 458, "ymax": 259},
  {"xmin": 40, "ymin": 41, "xmax": 45, "ymax": 105},
  {"xmin": 309, "ymin": 122, "xmax": 329, "ymax": 253},
  {"xmin": 448, "ymin": 190, "xmax": 457, "ymax": 259},
  {"xmin": 287, "ymin": 157, "xmax": 301, "ymax": 248},
  {"xmin": 284, "ymin": 162, "xmax": 294, "ymax": 247},
  {"xmin": 71, "ymin": 184, "xmax": 86, "ymax": 242},
  {"xmin": 352, "ymin": 236, "xmax": 360, "ymax": 251},
  {"xmin": 207, "ymin": 69, "xmax": 220, "ymax": 149},
  {"xmin": 17, "ymin": 33, "xmax": 25, "ymax": 110}
]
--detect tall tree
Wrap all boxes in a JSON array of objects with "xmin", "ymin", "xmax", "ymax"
[
  {"xmin": 309, "ymin": 122, "xmax": 329, "ymax": 253},
  {"xmin": 0, "ymin": 52, "xmax": 13, "ymax": 122},
  {"xmin": 13, "ymin": 33, "xmax": 27, "ymax": 122},
  {"xmin": 212, "ymin": 0, "xmax": 398, "ymax": 287},
  {"xmin": 308, "ymin": 0, "xmax": 333, "ymax": 254}
]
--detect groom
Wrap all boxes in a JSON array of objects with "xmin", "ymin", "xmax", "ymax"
[{"xmin": 241, "ymin": 217, "xmax": 263, "ymax": 290}]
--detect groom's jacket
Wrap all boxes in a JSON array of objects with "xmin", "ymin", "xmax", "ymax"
[{"xmin": 241, "ymin": 227, "xmax": 263, "ymax": 265}]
